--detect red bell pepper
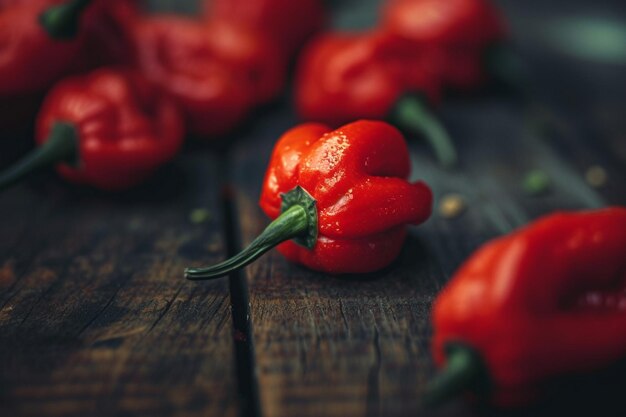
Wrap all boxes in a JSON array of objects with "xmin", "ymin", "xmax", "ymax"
[
  {"xmin": 382, "ymin": 0, "xmax": 506, "ymax": 90},
  {"xmin": 128, "ymin": 15, "xmax": 286, "ymax": 137},
  {"xmin": 426, "ymin": 207, "xmax": 626, "ymax": 407},
  {"xmin": 0, "ymin": 68, "xmax": 184, "ymax": 191},
  {"xmin": 205, "ymin": 0, "xmax": 325, "ymax": 57},
  {"xmin": 185, "ymin": 120, "xmax": 433, "ymax": 279},
  {"xmin": 295, "ymin": 31, "xmax": 456, "ymax": 167}
]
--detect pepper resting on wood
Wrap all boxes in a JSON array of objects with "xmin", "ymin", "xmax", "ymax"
[
  {"xmin": 426, "ymin": 207, "xmax": 626, "ymax": 407},
  {"xmin": 0, "ymin": 68, "xmax": 184, "ymax": 191},
  {"xmin": 186, "ymin": 120, "xmax": 433, "ymax": 279},
  {"xmin": 295, "ymin": 31, "xmax": 456, "ymax": 167},
  {"xmin": 382, "ymin": 0, "xmax": 507, "ymax": 90}
]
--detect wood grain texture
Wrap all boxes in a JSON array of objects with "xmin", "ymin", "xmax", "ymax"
[
  {"xmin": 0, "ymin": 0, "xmax": 625, "ymax": 416},
  {"xmin": 226, "ymin": 1, "xmax": 626, "ymax": 416},
  {"xmin": 229, "ymin": 102, "xmax": 624, "ymax": 417},
  {"xmin": 0, "ymin": 154, "xmax": 238, "ymax": 417}
]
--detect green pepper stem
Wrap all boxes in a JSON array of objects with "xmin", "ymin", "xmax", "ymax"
[
  {"xmin": 40, "ymin": 0, "xmax": 94, "ymax": 39},
  {"xmin": 392, "ymin": 96, "xmax": 457, "ymax": 169},
  {"xmin": 421, "ymin": 343, "xmax": 490, "ymax": 408},
  {"xmin": 0, "ymin": 122, "xmax": 78, "ymax": 192},
  {"xmin": 185, "ymin": 186, "xmax": 318, "ymax": 281}
]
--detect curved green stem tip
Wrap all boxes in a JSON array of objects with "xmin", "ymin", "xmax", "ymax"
[
  {"xmin": 421, "ymin": 342, "xmax": 491, "ymax": 408},
  {"xmin": 185, "ymin": 186, "xmax": 318, "ymax": 281},
  {"xmin": 40, "ymin": 0, "xmax": 94, "ymax": 39}
]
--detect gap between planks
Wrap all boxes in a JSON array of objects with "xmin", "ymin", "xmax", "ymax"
[{"xmin": 217, "ymin": 153, "xmax": 262, "ymax": 417}]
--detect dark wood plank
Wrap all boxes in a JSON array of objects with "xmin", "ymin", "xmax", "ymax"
[
  {"xmin": 501, "ymin": 0, "xmax": 626, "ymax": 206},
  {"xmin": 1, "ymin": 1, "xmax": 624, "ymax": 416},
  {"xmin": 226, "ymin": 1, "xmax": 625, "ymax": 416},
  {"xmin": 0, "ymin": 154, "xmax": 238, "ymax": 417},
  {"xmin": 229, "ymin": 97, "xmax": 621, "ymax": 417}
]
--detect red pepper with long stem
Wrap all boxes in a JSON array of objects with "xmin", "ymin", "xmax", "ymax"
[
  {"xmin": 0, "ymin": 68, "xmax": 184, "ymax": 191},
  {"xmin": 127, "ymin": 15, "xmax": 286, "ymax": 137},
  {"xmin": 205, "ymin": 0, "xmax": 325, "ymax": 57},
  {"xmin": 426, "ymin": 207, "xmax": 626, "ymax": 407},
  {"xmin": 382, "ymin": 0, "xmax": 507, "ymax": 91},
  {"xmin": 185, "ymin": 120, "xmax": 432, "ymax": 279},
  {"xmin": 295, "ymin": 31, "xmax": 457, "ymax": 168}
]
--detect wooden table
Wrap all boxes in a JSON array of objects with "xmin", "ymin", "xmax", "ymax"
[{"xmin": 1, "ymin": 0, "xmax": 624, "ymax": 416}]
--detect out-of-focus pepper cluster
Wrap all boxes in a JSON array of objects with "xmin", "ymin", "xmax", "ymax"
[
  {"xmin": 0, "ymin": 0, "xmax": 512, "ymax": 190},
  {"xmin": 0, "ymin": 0, "xmax": 326, "ymax": 190},
  {"xmin": 2, "ymin": 1, "xmax": 624, "ymax": 412}
]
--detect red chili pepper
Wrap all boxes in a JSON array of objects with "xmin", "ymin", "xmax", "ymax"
[
  {"xmin": 0, "ymin": 0, "xmax": 57, "ymax": 8},
  {"xmin": 77, "ymin": 0, "xmax": 138, "ymax": 70},
  {"xmin": 0, "ymin": 0, "xmax": 92, "ymax": 96},
  {"xmin": 185, "ymin": 120, "xmax": 433, "ymax": 279},
  {"xmin": 382, "ymin": 0, "xmax": 506, "ymax": 90},
  {"xmin": 295, "ymin": 31, "xmax": 457, "ymax": 168},
  {"xmin": 0, "ymin": 0, "xmax": 124, "ymax": 133},
  {"xmin": 128, "ymin": 15, "xmax": 286, "ymax": 137},
  {"xmin": 425, "ymin": 207, "xmax": 626, "ymax": 407},
  {"xmin": 0, "ymin": 68, "xmax": 184, "ymax": 191},
  {"xmin": 206, "ymin": 0, "xmax": 325, "ymax": 57}
]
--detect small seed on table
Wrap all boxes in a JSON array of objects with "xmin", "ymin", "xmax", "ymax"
[
  {"xmin": 523, "ymin": 169, "xmax": 551, "ymax": 195},
  {"xmin": 585, "ymin": 165, "xmax": 608, "ymax": 187},
  {"xmin": 439, "ymin": 194, "xmax": 466, "ymax": 218},
  {"xmin": 189, "ymin": 208, "xmax": 212, "ymax": 224}
]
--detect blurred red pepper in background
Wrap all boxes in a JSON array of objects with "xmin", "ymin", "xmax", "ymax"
[
  {"xmin": 426, "ymin": 207, "xmax": 626, "ymax": 407},
  {"xmin": 382, "ymin": 0, "xmax": 506, "ymax": 90},
  {"xmin": 185, "ymin": 120, "xmax": 432, "ymax": 279},
  {"xmin": 295, "ymin": 31, "xmax": 456, "ymax": 167},
  {"xmin": 205, "ymin": 0, "xmax": 325, "ymax": 57},
  {"xmin": 296, "ymin": 31, "xmax": 441, "ymax": 126},
  {"xmin": 77, "ymin": 0, "xmax": 138, "ymax": 70},
  {"xmin": 128, "ymin": 15, "xmax": 286, "ymax": 137},
  {"xmin": 0, "ymin": 0, "xmax": 85, "ymax": 96},
  {"xmin": 0, "ymin": 0, "xmax": 133, "ymax": 132},
  {"xmin": 0, "ymin": 0, "xmax": 57, "ymax": 8},
  {"xmin": 0, "ymin": 68, "xmax": 184, "ymax": 191}
]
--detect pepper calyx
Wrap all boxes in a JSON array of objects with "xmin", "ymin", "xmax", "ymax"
[
  {"xmin": 280, "ymin": 185, "xmax": 318, "ymax": 249},
  {"xmin": 184, "ymin": 186, "xmax": 318, "ymax": 281},
  {"xmin": 39, "ymin": 0, "xmax": 93, "ymax": 40}
]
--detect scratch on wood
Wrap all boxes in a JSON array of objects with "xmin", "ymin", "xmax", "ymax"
[
  {"xmin": 338, "ymin": 299, "xmax": 350, "ymax": 336},
  {"xmin": 78, "ymin": 280, "xmax": 127, "ymax": 336},
  {"xmin": 214, "ymin": 296, "xmax": 231, "ymax": 332},
  {"xmin": 148, "ymin": 283, "xmax": 186, "ymax": 332},
  {"xmin": 365, "ymin": 326, "xmax": 381, "ymax": 417},
  {"xmin": 91, "ymin": 326, "xmax": 148, "ymax": 347},
  {"xmin": 16, "ymin": 268, "xmax": 62, "ymax": 328},
  {"xmin": 0, "ymin": 267, "xmax": 57, "ymax": 313}
]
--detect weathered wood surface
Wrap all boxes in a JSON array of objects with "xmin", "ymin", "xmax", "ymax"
[
  {"xmin": 0, "ymin": 0, "xmax": 625, "ymax": 416},
  {"xmin": 0, "ymin": 154, "xmax": 238, "ymax": 417},
  {"xmin": 228, "ymin": 0, "xmax": 626, "ymax": 416}
]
